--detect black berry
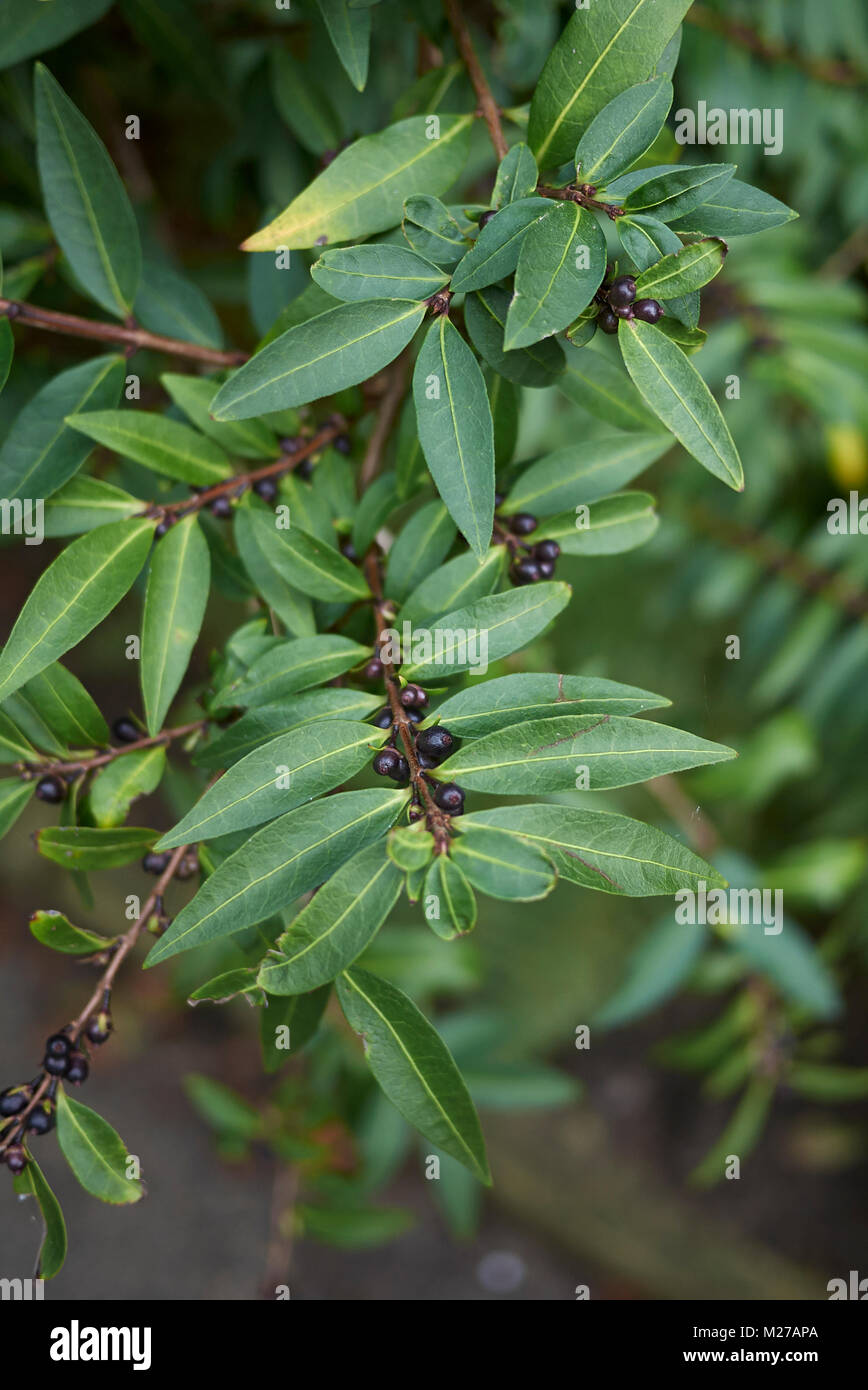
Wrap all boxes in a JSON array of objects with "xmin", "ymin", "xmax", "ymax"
[
  {"xmin": 511, "ymin": 557, "xmax": 542, "ymax": 585},
  {"xmin": 333, "ymin": 434, "xmax": 352, "ymax": 455},
  {"xmin": 297, "ymin": 458, "xmax": 314, "ymax": 480},
  {"xmin": 633, "ymin": 298, "xmax": 664, "ymax": 324},
  {"xmin": 0, "ymin": 1086, "xmax": 30, "ymax": 1118},
  {"xmin": 210, "ymin": 495, "xmax": 232, "ymax": 519},
  {"xmin": 406, "ymin": 708, "xmax": 424, "ymax": 724},
  {"xmin": 416, "ymin": 751, "xmax": 438, "ymax": 769},
  {"xmin": 45, "ymin": 1033, "xmax": 71, "ymax": 1059},
  {"xmin": 142, "ymin": 851, "xmax": 171, "ymax": 875},
  {"xmin": 253, "ymin": 476, "xmax": 278, "ymax": 503},
  {"xmin": 174, "ymin": 852, "xmax": 199, "ymax": 882},
  {"xmin": 154, "ymin": 518, "xmax": 174, "ymax": 539},
  {"xmin": 415, "ymin": 726, "xmax": 455, "ymax": 761},
  {"xmin": 65, "ymin": 1052, "xmax": 90, "ymax": 1086},
  {"xmin": 112, "ymin": 717, "xmax": 140, "ymax": 744},
  {"xmin": 391, "ymin": 756, "xmax": 410, "ymax": 785},
  {"xmin": 35, "ymin": 775, "xmax": 65, "ymax": 804},
  {"xmin": 608, "ymin": 275, "xmax": 636, "ymax": 308},
  {"xmin": 43, "ymin": 1053, "xmax": 69, "ymax": 1077},
  {"xmin": 433, "ymin": 782, "xmax": 465, "ymax": 814},
  {"xmin": 340, "ymin": 539, "xmax": 358, "ymax": 562},
  {"xmin": 85, "ymin": 1009, "xmax": 112, "ymax": 1046},
  {"xmin": 400, "ymin": 684, "xmax": 428, "ymax": 709},
  {"xmin": 407, "ymin": 804, "xmax": 425, "ymax": 822},
  {"xmin": 615, "ymin": 304, "xmax": 634, "ymax": 319},
  {"xmin": 371, "ymin": 707, "xmax": 394, "ymax": 730},
  {"xmin": 537, "ymin": 558, "xmax": 555, "ymax": 579},
  {"xmin": 363, "ymin": 657, "xmax": 383, "ymax": 681},
  {"xmin": 373, "ymin": 748, "xmax": 401, "ymax": 777},
  {"xmin": 478, "ymin": 209, "xmax": 497, "ymax": 229},
  {"xmin": 534, "ymin": 539, "xmax": 560, "ymax": 562},
  {"xmin": 26, "ymin": 1103, "xmax": 54, "ymax": 1135},
  {"xmin": 598, "ymin": 308, "xmax": 620, "ymax": 334},
  {"xmin": 4, "ymin": 1145, "xmax": 27, "ymax": 1176},
  {"xmin": 508, "ymin": 513, "xmax": 538, "ymax": 536}
]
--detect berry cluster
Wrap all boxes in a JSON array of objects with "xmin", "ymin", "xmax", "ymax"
[
  {"xmin": 0, "ymin": 1002, "xmax": 110, "ymax": 1176},
  {"xmin": 370, "ymin": 686, "xmax": 466, "ymax": 816},
  {"xmin": 494, "ymin": 499, "xmax": 562, "ymax": 586},
  {"xmin": 595, "ymin": 274, "xmax": 664, "ymax": 334},
  {"xmin": 29, "ymin": 715, "xmax": 146, "ymax": 807}
]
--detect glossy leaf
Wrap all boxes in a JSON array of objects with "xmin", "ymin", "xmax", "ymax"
[
  {"xmin": 215, "ymin": 635, "xmax": 369, "ymax": 710},
  {"xmin": 401, "ymin": 546, "xmax": 506, "ymax": 623},
  {"xmin": 260, "ymin": 986, "xmax": 332, "ymax": 1071},
  {"xmin": 0, "ymin": 518, "xmax": 154, "ymax": 704},
  {"xmin": 430, "ymin": 671, "xmax": 669, "ymax": 738},
  {"xmin": 619, "ymin": 163, "xmax": 736, "ymax": 222},
  {"xmin": 669, "ymin": 179, "xmax": 797, "ymax": 237},
  {"xmin": 402, "ymin": 582, "xmax": 571, "ymax": 681},
  {"xmin": 160, "ymin": 373, "xmax": 278, "ymax": 460},
  {"xmin": 451, "ymin": 824, "xmax": 556, "ymax": 902},
  {"xmin": 402, "ymin": 195, "xmax": 472, "ymax": 266},
  {"xmin": 29, "ymin": 909, "xmax": 116, "ymax": 956},
  {"xmin": 504, "ymin": 431, "xmax": 669, "ymax": 514},
  {"xmin": 492, "ymin": 144, "xmax": 539, "ymax": 207},
  {"xmin": 21, "ymin": 662, "xmax": 109, "ymax": 748},
  {"xmin": 634, "ymin": 237, "xmax": 727, "ymax": 298},
  {"xmin": 574, "ymin": 76, "xmax": 673, "ymax": 185},
  {"xmin": 423, "ymin": 854, "xmax": 476, "ymax": 938},
  {"xmin": 526, "ymin": 491, "xmax": 659, "ymax": 555},
  {"xmin": 504, "ymin": 202, "xmax": 606, "ymax": 350},
  {"xmin": 337, "ymin": 966, "xmax": 491, "ymax": 1183},
  {"xmin": 141, "ymin": 514, "xmax": 210, "ymax": 734},
  {"xmin": 36, "ymin": 824, "xmax": 158, "ymax": 870},
  {"xmin": 56, "ymin": 1090, "xmax": 143, "ymax": 1204},
  {"xmin": 87, "ymin": 746, "xmax": 166, "ymax": 828},
  {"xmin": 464, "ymin": 285, "xmax": 565, "ymax": 388},
  {"xmin": 234, "ymin": 505, "xmax": 316, "ymax": 639},
  {"xmin": 315, "ymin": 0, "xmax": 371, "ymax": 91},
  {"xmin": 14, "ymin": 1155, "xmax": 67, "ymax": 1280},
  {"xmin": 0, "ymin": 779, "xmax": 35, "ymax": 839},
  {"xmin": 65, "ymin": 410, "xmax": 231, "ymax": 487},
  {"xmin": 449, "ymin": 198, "xmax": 550, "ymax": 294},
  {"xmin": 144, "ymin": 789, "xmax": 408, "ymax": 965},
  {"xmin": 193, "ymin": 690, "xmax": 381, "ymax": 770},
  {"xmin": 43, "ymin": 476, "xmax": 141, "ymax": 536},
  {"xmin": 236, "ymin": 509, "xmax": 370, "ymax": 603},
  {"xmin": 134, "ymin": 260, "xmax": 223, "ymax": 349},
  {"xmin": 556, "ymin": 343, "xmax": 665, "ymax": 432},
  {"xmin": 312, "ymin": 244, "xmax": 447, "ymax": 302}
]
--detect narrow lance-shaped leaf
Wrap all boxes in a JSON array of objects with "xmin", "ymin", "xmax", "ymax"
[
  {"xmin": 669, "ymin": 179, "xmax": 798, "ymax": 237},
  {"xmin": 385, "ymin": 501, "xmax": 456, "ymax": 603},
  {"xmin": 423, "ymin": 855, "xmax": 477, "ymax": 939},
  {"xmin": 36, "ymin": 825, "xmax": 158, "ymax": 870},
  {"xmin": 55, "ymin": 1090, "xmax": 143, "ymax": 1205},
  {"xmin": 14, "ymin": 1155, "xmax": 67, "ymax": 1280},
  {"xmin": 430, "ymin": 671, "xmax": 669, "ymax": 737},
  {"xmin": 193, "ymin": 689, "xmax": 382, "ymax": 770},
  {"xmin": 234, "ymin": 504, "xmax": 316, "ymax": 639},
  {"xmin": 315, "ymin": 1, "xmax": 371, "ymax": 91},
  {"xmin": 556, "ymin": 342, "xmax": 665, "ymax": 432},
  {"xmin": 87, "ymin": 745, "xmax": 166, "ymax": 828},
  {"xmin": 336, "ymin": 966, "xmax": 491, "ymax": 1184},
  {"xmin": 413, "ymin": 317, "xmax": 495, "ymax": 562},
  {"xmin": 240, "ymin": 508, "xmax": 369, "ymax": 605},
  {"xmin": 44, "ymin": 476, "xmax": 141, "ymax": 537},
  {"xmin": 451, "ymin": 824, "xmax": 557, "ymax": 902},
  {"xmin": 634, "ymin": 238, "xmax": 727, "ymax": 298},
  {"xmin": 141, "ymin": 514, "xmax": 210, "ymax": 735},
  {"xmin": 144, "ymin": 789, "xmax": 408, "ymax": 966},
  {"xmin": 527, "ymin": 491, "xmax": 659, "ymax": 556},
  {"xmin": 242, "ymin": 115, "xmax": 473, "ymax": 251},
  {"xmin": 574, "ymin": 76, "xmax": 673, "ymax": 186},
  {"xmin": 449, "ymin": 198, "xmax": 551, "ymax": 294},
  {"xmin": 34, "ymin": 64, "xmax": 141, "ymax": 317},
  {"xmin": 402, "ymin": 582, "xmax": 571, "ymax": 681},
  {"xmin": 0, "ymin": 0, "xmax": 111, "ymax": 71},
  {"xmin": 619, "ymin": 163, "xmax": 736, "ymax": 223},
  {"xmin": 401, "ymin": 547, "xmax": 506, "ymax": 624},
  {"xmin": 29, "ymin": 909, "xmax": 117, "ymax": 956},
  {"xmin": 258, "ymin": 841, "xmax": 403, "ymax": 995},
  {"xmin": 65, "ymin": 410, "xmax": 231, "ymax": 487},
  {"xmin": 215, "ymin": 635, "xmax": 369, "ymax": 710},
  {"xmin": 0, "ymin": 518, "xmax": 155, "ymax": 704},
  {"xmin": 492, "ymin": 143, "xmax": 539, "ymax": 207},
  {"xmin": 212, "ymin": 300, "xmax": 426, "ymax": 421},
  {"xmin": 504, "ymin": 202, "xmax": 606, "ymax": 350},
  {"xmin": 402, "ymin": 195, "xmax": 472, "ymax": 267},
  {"xmin": 504, "ymin": 431, "xmax": 669, "ymax": 514},
  {"xmin": 618, "ymin": 318, "xmax": 743, "ymax": 490},
  {"xmin": 312, "ymin": 244, "xmax": 448, "ymax": 302},
  {"xmin": 21, "ymin": 662, "xmax": 109, "ymax": 748},
  {"xmin": 0, "ymin": 779, "xmax": 35, "ymax": 840},
  {"xmin": 160, "ymin": 373, "xmax": 278, "ymax": 459}
]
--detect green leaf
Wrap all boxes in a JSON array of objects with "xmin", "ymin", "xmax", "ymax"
[
  {"xmin": 430, "ymin": 672, "xmax": 669, "ymax": 737},
  {"xmin": 616, "ymin": 214, "xmax": 698, "ymax": 325},
  {"xmin": 65, "ymin": 410, "xmax": 231, "ymax": 487},
  {"xmin": 402, "ymin": 582, "xmax": 571, "ymax": 681},
  {"xmin": 235, "ymin": 510, "xmax": 370, "ymax": 603},
  {"xmin": 299, "ymin": 1202, "xmax": 412, "ymax": 1247},
  {"xmin": 184, "ymin": 1074, "xmax": 260, "ymax": 1138},
  {"xmin": 161, "ymin": 373, "xmax": 278, "ymax": 460},
  {"xmin": 0, "ymin": 0, "xmax": 111, "ymax": 70},
  {"xmin": 352, "ymin": 471, "xmax": 398, "ymax": 554},
  {"xmin": 216, "ymin": 635, "xmax": 369, "ymax": 710},
  {"xmin": 387, "ymin": 826, "xmax": 434, "ymax": 873},
  {"xmin": 618, "ymin": 318, "xmax": 743, "ymax": 489},
  {"xmin": 787, "ymin": 1064, "xmax": 868, "ymax": 1103},
  {"xmin": 157, "ymin": 720, "xmax": 378, "ymax": 846},
  {"xmin": 141, "ymin": 514, "xmax": 210, "ymax": 734},
  {"xmin": 574, "ymin": 76, "xmax": 673, "ymax": 185},
  {"xmin": 87, "ymin": 745, "xmax": 166, "ymax": 828},
  {"xmin": 315, "ymin": 0, "xmax": 371, "ymax": 90},
  {"xmin": 634, "ymin": 237, "xmax": 727, "ymax": 298},
  {"xmin": 234, "ymin": 505, "xmax": 315, "ymax": 639},
  {"xmin": 492, "ymin": 143, "xmax": 539, "ymax": 207},
  {"xmin": 36, "ymin": 824, "xmax": 158, "ymax": 870},
  {"xmin": 618, "ymin": 163, "xmax": 736, "ymax": 222},
  {"xmin": 504, "ymin": 202, "xmax": 606, "ymax": 350},
  {"xmin": 270, "ymin": 49, "xmax": 342, "ymax": 156},
  {"xmin": 423, "ymin": 854, "xmax": 476, "ymax": 938},
  {"xmin": 595, "ymin": 913, "xmax": 707, "ymax": 1027},
  {"xmin": 0, "ymin": 518, "xmax": 154, "ymax": 704},
  {"xmin": 0, "ymin": 708, "xmax": 36, "ymax": 762},
  {"xmin": 259, "ymin": 841, "xmax": 403, "ymax": 994},
  {"xmin": 188, "ymin": 967, "xmax": 262, "ymax": 1005},
  {"xmin": 528, "ymin": 0, "xmax": 691, "ymax": 168},
  {"xmin": 556, "ymin": 342, "xmax": 664, "ymax": 432},
  {"xmin": 461, "ymin": 803, "xmax": 726, "ymax": 896},
  {"xmin": 193, "ymin": 690, "xmax": 382, "ymax": 770},
  {"xmin": 451, "ymin": 824, "xmax": 556, "ymax": 902},
  {"xmin": 437, "ymin": 713, "xmax": 734, "ymax": 793},
  {"xmin": 55, "ymin": 1090, "xmax": 143, "ymax": 1204},
  {"xmin": 144, "ymin": 789, "xmax": 408, "ymax": 965},
  {"xmin": 260, "ymin": 985, "xmax": 331, "ymax": 1071},
  {"xmin": 689, "ymin": 1077, "xmax": 775, "ymax": 1189},
  {"xmin": 528, "ymin": 490, "xmax": 659, "ymax": 555},
  {"xmin": 0, "ymin": 355, "xmax": 124, "ymax": 503},
  {"xmin": 403, "ymin": 195, "xmax": 472, "ymax": 267},
  {"xmin": 20, "ymin": 663, "xmax": 109, "ymax": 748},
  {"xmin": 28, "ymin": 909, "xmax": 114, "ymax": 958},
  {"xmin": 336, "ymin": 966, "xmax": 491, "ymax": 1183},
  {"xmin": 464, "ymin": 285, "xmax": 565, "ymax": 388},
  {"xmin": 0, "ymin": 779, "xmax": 35, "ymax": 839},
  {"xmin": 312, "ymin": 244, "xmax": 447, "ymax": 302},
  {"xmin": 669, "ymin": 179, "xmax": 797, "ymax": 237},
  {"xmin": 504, "ymin": 431, "xmax": 669, "ymax": 513},
  {"xmin": 2, "ymin": 690, "xmax": 69, "ymax": 757},
  {"xmin": 242, "ymin": 115, "xmax": 473, "ymax": 251},
  {"xmin": 449, "ymin": 198, "xmax": 550, "ymax": 294},
  {"xmin": 401, "ymin": 546, "xmax": 506, "ymax": 624},
  {"xmin": 134, "ymin": 260, "xmax": 224, "ymax": 349},
  {"xmin": 34, "ymin": 64, "xmax": 141, "ymax": 317},
  {"xmin": 44, "ymin": 476, "xmax": 141, "ymax": 536},
  {"xmin": 384, "ymin": 500, "xmax": 456, "ymax": 603},
  {"xmin": 14, "ymin": 1154, "xmax": 67, "ymax": 1279},
  {"xmin": 413, "ymin": 317, "xmax": 495, "ymax": 561},
  {"xmin": 211, "ymin": 300, "xmax": 426, "ymax": 421}
]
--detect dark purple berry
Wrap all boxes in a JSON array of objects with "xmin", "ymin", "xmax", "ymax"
[
  {"xmin": 415, "ymin": 726, "xmax": 455, "ymax": 761},
  {"xmin": 478, "ymin": 209, "xmax": 497, "ymax": 229},
  {"xmin": 598, "ymin": 308, "xmax": 620, "ymax": 334},
  {"xmin": 511, "ymin": 557, "xmax": 542, "ymax": 585},
  {"xmin": 26, "ymin": 1103, "xmax": 54, "ymax": 1135},
  {"xmin": 5, "ymin": 1145, "xmax": 27, "ymax": 1176},
  {"xmin": 297, "ymin": 458, "xmax": 314, "ymax": 480},
  {"xmin": 407, "ymin": 804, "xmax": 425, "ymax": 822},
  {"xmin": 210, "ymin": 495, "xmax": 233, "ymax": 519},
  {"xmin": 417, "ymin": 751, "xmax": 438, "ymax": 769},
  {"xmin": 333, "ymin": 434, "xmax": 352, "ymax": 455},
  {"xmin": 142, "ymin": 851, "xmax": 171, "ymax": 876},
  {"xmin": 615, "ymin": 304, "xmax": 634, "ymax": 319},
  {"xmin": 534, "ymin": 539, "xmax": 560, "ymax": 562},
  {"xmin": 537, "ymin": 558, "xmax": 556, "ymax": 578},
  {"xmin": 65, "ymin": 1052, "xmax": 89, "ymax": 1086},
  {"xmin": 0, "ymin": 1087, "xmax": 30, "ymax": 1118},
  {"xmin": 112, "ymin": 717, "xmax": 140, "ymax": 744},
  {"xmin": 35, "ymin": 776, "xmax": 65, "ymax": 804},
  {"xmin": 406, "ymin": 707, "xmax": 424, "ymax": 724},
  {"xmin": 400, "ymin": 684, "xmax": 428, "ymax": 709},
  {"xmin": 391, "ymin": 756, "xmax": 410, "ymax": 785},
  {"xmin": 340, "ymin": 539, "xmax": 358, "ymax": 562},
  {"xmin": 43, "ymin": 1053, "xmax": 69, "ymax": 1077},
  {"xmin": 633, "ymin": 298, "xmax": 664, "ymax": 324},
  {"xmin": 253, "ymin": 477, "xmax": 278, "ymax": 503},
  {"xmin": 363, "ymin": 657, "xmax": 384, "ymax": 681},
  {"xmin": 174, "ymin": 852, "xmax": 199, "ymax": 882},
  {"xmin": 508, "ymin": 513, "xmax": 538, "ymax": 536},
  {"xmin": 608, "ymin": 275, "xmax": 636, "ymax": 308},
  {"xmin": 85, "ymin": 1009, "xmax": 112, "ymax": 1046},
  {"xmin": 433, "ymin": 782, "xmax": 465, "ymax": 814},
  {"xmin": 373, "ymin": 748, "xmax": 401, "ymax": 777},
  {"xmin": 372, "ymin": 707, "xmax": 394, "ymax": 730},
  {"xmin": 154, "ymin": 518, "xmax": 174, "ymax": 539},
  {"xmin": 45, "ymin": 1033, "xmax": 71, "ymax": 1059}
]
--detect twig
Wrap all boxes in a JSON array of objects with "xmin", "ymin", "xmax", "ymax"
[
  {"xmin": 0, "ymin": 297, "xmax": 247, "ymax": 367},
  {"xmin": 259, "ymin": 1163, "xmax": 299, "ymax": 1297},
  {"xmin": 442, "ymin": 0, "xmax": 508, "ymax": 160},
  {"xmin": 10, "ymin": 720, "xmax": 206, "ymax": 780}
]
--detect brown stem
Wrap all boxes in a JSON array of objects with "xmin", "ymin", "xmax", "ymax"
[
  {"xmin": 537, "ymin": 184, "xmax": 624, "ymax": 220},
  {"xmin": 0, "ymin": 297, "xmax": 247, "ymax": 367},
  {"xmin": 685, "ymin": 4, "xmax": 864, "ymax": 87},
  {"xmin": 442, "ymin": 0, "xmax": 508, "ymax": 160},
  {"xmin": 259, "ymin": 1163, "xmax": 300, "ymax": 1297},
  {"xmin": 12, "ymin": 720, "xmax": 206, "ymax": 780}
]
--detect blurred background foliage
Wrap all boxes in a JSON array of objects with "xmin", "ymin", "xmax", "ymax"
[{"xmin": 1, "ymin": 0, "xmax": 866, "ymax": 1298}]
